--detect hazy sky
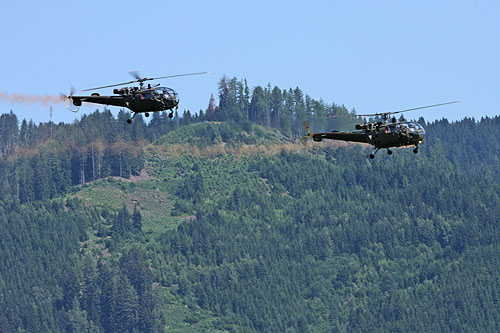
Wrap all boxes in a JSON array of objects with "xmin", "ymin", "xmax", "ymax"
[{"xmin": 1, "ymin": 0, "xmax": 499, "ymax": 124}]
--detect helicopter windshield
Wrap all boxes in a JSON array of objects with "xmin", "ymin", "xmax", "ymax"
[
  {"xmin": 401, "ymin": 122, "xmax": 425, "ymax": 135},
  {"xmin": 154, "ymin": 87, "xmax": 177, "ymax": 101}
]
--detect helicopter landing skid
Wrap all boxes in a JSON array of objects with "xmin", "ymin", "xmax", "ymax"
[
  {"xmin": 127, "ymin": 112, "xmax": 137, "ymax": 124},
  {"xmin": 168, "ymin": 108, "xmax": 177, "ymax": 118},
  {"xmin": 369, "ymin": 148, "xmax": 380, "ymax": 159},
  {"xmin": 168, "ymin": 106, "xmax": 178, "ymax": 118},
  {"xmin": 370, "ymin": 148, "xmax": 395, "ymax": 159}
]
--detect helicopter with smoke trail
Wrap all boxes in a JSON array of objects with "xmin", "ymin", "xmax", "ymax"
[{"xmin": 60, "ymin": 71, "xmax": 208, "ymax": 123}]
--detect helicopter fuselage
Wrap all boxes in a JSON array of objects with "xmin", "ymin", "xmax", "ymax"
[
  {"xmin": 304, "ymin": 101, "xmax": 459, "ymax": 158},
  {"xmin": 69, "ymin": 86, "xmax": 179, "ymax": 114},
  {"xmin": 63, "ymin": 71, "xmax": 208, "ymax": 122},
  {"xmin": 364, "ymin": 121, "xmax": 425, "ymax": 148},
  {"xmin": 311, "ymin": 121, "xmax": 425, "ymax": 150}
]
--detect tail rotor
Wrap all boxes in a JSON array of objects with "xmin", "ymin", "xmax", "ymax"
[
  {"xmin": 304, "ymin": 121, "xmax": 311, "ymax": 136},
  {"xmin": 60, "ymin": 87, "xmax": 80, "ymax": 113},
  {"xmin": 300, "ymin": 121, "xmax": 313, "ymax": 146}
]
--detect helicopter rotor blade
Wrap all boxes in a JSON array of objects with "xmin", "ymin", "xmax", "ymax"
[
  {"xmin": 60, "ymin": 86, "xmax": 80, "ymax": 112},
  {"xmin": 128, "ymin": 71, "xmax": 209, "ymax": 82},
  {"xmin": 300, "ymin": 121, "xmax": 312, "ymax": 145},
  {"xmin": 387, "ymin": 100, "xmax": 461, "ymax": 115},
  {"xmin": 357, "ymin": 100, "xmax": 460, "ymax": 118},
  {"xmin": 80, "ymin": 81, "xmax": 137, "ymax": 92},
  {"xmin": 80, "ymin": 71, "xmax": 209, "ymax": 92},
  {"xmin": 355, "ymin": 112, "xmax": 385, "ymax": 117},
  {"xmin": 151, "ymin": 71, "xmax": 210, "ymax": 80},
  {"xmin": 59, "ymin": 86, "xmax": 76, "ymax": 99},
  {"xmin": 128, "ymin": 70, "xmax": 142, "ymax": 80}
]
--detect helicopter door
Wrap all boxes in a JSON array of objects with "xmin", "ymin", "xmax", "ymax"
[
  {"xmin": 135, "ymin": 91, "xmax": 154, "ymax": 110},
  {"xmin": 386, "ymin": 124, "xmax": 397, "ymax": 133}
]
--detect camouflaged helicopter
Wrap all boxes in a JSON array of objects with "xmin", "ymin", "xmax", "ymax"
[
  {"xmin": 61, "ymin": 71, "xmax": 208, "ymax": 123},
  {"xmin": 302, "ymin": 101, "xmax": 460, "ymax": 159}
]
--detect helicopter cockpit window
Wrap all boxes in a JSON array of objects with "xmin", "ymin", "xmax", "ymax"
[
  {"xmin": 156, "ymin": 87, "xmax": 178, "ymax": 101},
  {"xmin": 402, "ymin": 122, "xmax": 425, "ymax": 135}
]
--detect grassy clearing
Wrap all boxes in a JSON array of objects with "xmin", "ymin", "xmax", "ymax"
[{"xmin": 71, "ymin": 178, "xmax": 189, "ymax": 232}]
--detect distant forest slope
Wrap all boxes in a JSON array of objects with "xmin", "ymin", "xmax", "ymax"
[{"xmin": 0, "ymin": 77, "xmax": 499, "ymax": 331}]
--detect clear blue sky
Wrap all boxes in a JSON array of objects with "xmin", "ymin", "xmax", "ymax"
[{"xmin": 1, "ymin": 0, "xmax": 499, "ymax": 124}]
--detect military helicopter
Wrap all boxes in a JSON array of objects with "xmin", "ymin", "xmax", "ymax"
[
  {"xmin": 61, "ymin": 71, "xmax": 209, "ymax": 123},
  {"xmin": 302, "ymin": 101, "xmax": 460, "ymax": 159}
]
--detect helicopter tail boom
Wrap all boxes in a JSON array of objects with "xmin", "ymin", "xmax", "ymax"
[
  {"xmin": 70, "ymin": 95, "xmax": 129, "ymax": 108},
  {"xmin": 316, "ymin": 131, "xmax": 369, "ymax": 143}
]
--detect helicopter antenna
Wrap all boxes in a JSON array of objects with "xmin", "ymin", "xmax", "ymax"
[
  {"xmin": 357, "ymin": 100, "xmax": 460, "ymax": 121},
  {"xmin": 80, "ymin": 71, "xmax": 210, "ymax": 92}
]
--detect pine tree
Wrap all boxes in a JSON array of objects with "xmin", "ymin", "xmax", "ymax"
[
  {"xmin": 111, "ymin": 204, "xmax": 131, "ymax": 237},
  {"xmin": 270, "ymin": 86, "xmax": 283, "ymax": 129},
  {"xmin": 250, "ymin": 86, "xmax": 267, "ymax": 125},
  {"xmin": 207, "ymin": 93, "xmax": 217, "ymax": 120},
  {"xmin": 132, "ymin": 205, "xmax": 142, "ymax": 231}
]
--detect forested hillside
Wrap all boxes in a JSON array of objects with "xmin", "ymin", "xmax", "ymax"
[{"xmin": 0, "ymin": 77, "xmax": 499, "ymax": 332}]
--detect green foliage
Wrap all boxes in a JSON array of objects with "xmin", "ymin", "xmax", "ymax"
[
  {"xmin": 0, "ymin": 199, "xmax": 86, "ymax": 331},
  {"xmin": 1, "ymin": 80, "xmax": 500, "ymax": 331},
  {"xmin": 0, "ymin": 110, "xmax": 145, "ymax": 204},
  {"xmin": 211, "ymin": 76, "xmax": 359, "ymax": 135},
  {"xmin": 422, "ymin": 116, "xmax": 500, "ymax": 180},
  {"xmin": 150, "ymin": 117, "xmax": 500, "ymax": 331},
  {"xmin": 154, "ymin": 121, "xmax": 284, "ymax": 148}
]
